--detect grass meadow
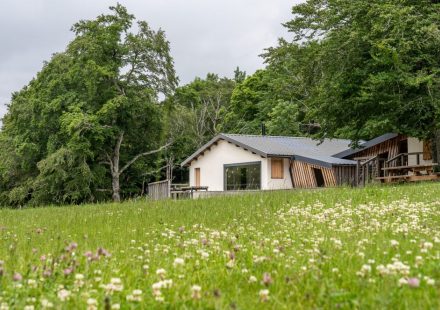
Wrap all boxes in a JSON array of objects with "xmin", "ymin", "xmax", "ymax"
[{"xmin": 0, "ymin": 183, "xmax": 439, "ymax": 309}]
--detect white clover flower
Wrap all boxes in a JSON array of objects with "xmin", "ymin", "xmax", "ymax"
[
  {"xmin": 57, "ymin": 289, "xmax": 71, "ymax": 302},
  {"xmin": 398, "ymin": 277, "xmax": 408, "ymax": 287},
  {"xmin": 156, "ymin": 268, "xmax": 166, "ymax": 279},
  {"xmin": 424, "ymin": 276, "xmax": 435, "ymax": 286},
  {"xmin": 259, "ymin": 289, "xmax": 270, "ymax": 302},
  {"xmin": 390, "ymin": 240, "xmax": 399, "ymax": 247},
  {"xmin": 249, "ymin": 275, "xmax": 257, "ymax": 283},
  {"xmin": 40, "ymin": 299, "xmax": 54, "ymax": 309},
  {"xmin": 191, "ymin": 285, "xmax": 202, "ymax": 300},
  {"xmin": 86, "ymin": 298, "xmax": 98, "ymax": 310},
  {"xmin": 126, "ymin": 290, "xmax": 142, "ymax": 302},
  {"xmin": 173, "ymin": 258, "xmax": 184, "ymax": 267},
  {"xmin": 27, "ymin": 279, "xmax": 37, "ymax": 288},
  {"xmin": 111, "ymin": 304, "xmax": 120, "ymax": 310},
  {"xmin": 423, "ymin": 242, "xmax": 433, "ymax": 250}
]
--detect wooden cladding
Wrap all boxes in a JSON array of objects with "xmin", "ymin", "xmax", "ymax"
[
  {"xmin": 423, "ymin": 140, "xmax": 433, "ymax": 161},
  {"xmin": 271, "ymin": 158, "xmax": 284, "ymax": 179},
  {"xmin": 349, "ymin": 135, "xmax": 405, "ymax": 166},
  {"xmin": 290, "ymin": 160, "xmax": 336, "ymax": 188},
  {"xmin": 195, "ymin": 168, "xmax": 201, "ymax": 187},
  {"xmin": 333, "ymin": 165, "xmax": 356, "ymax": 186}
]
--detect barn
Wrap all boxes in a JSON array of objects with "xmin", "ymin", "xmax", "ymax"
[{"xmin": 181, "ymin": 133, "xmax": 358, "ymax": 192}]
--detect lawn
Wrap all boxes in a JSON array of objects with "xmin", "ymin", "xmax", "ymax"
[{"xmin": 0, "ymin": 183, "xmax": 439, "ymax": 309}]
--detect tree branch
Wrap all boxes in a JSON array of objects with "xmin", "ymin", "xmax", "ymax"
[{"xmin": 119, "ymin": 141, "xmax": 172, "ymax": 174}]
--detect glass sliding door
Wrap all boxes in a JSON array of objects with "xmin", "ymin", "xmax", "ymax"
[{"xmin": 224, "ymin": 162, "xmax": 261, "ymax": 191}]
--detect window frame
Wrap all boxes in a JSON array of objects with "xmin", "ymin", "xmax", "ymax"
[{"xmin": 223, "ymin": 161, "xmax": 262, "ymax": 191}]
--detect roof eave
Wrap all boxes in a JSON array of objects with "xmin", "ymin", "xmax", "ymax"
[{"xmin": 180, "ymin": 133, "xmax": 268, "ymax": 167}]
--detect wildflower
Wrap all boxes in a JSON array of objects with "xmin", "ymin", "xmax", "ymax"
[
  {"xmin": 407, "ymin": 277, "xmax": 420, "ymax": 288},
  {"xmin": 226, "ymin": 260, "xmax": 235, "ymax": 269},
  {"xmin": 111, "ymin": 304, "xmax": 120, "ymax": 309},
  {"xmin": 27, "ymin": 279, "xmax": 37, "ymax": 288},
  {"xmin": 57, "ymin": 289, "xmax": 71, "ymax": 302},
  {"xmin": 191, "ymin": 285, "xmax": 202, "ymax": 300},
  {"xmin": 126, "ymin": 289, "xmax": 143, "ymax": 302},
  {"xmin": 173, "ymin": 258, "xmax": 184, "ymax": 267},
  {"xmin": 424, "ymin": 277, "xmax": 435, "ymax": 286},
  {"xmin": 86, "ymin": 298, "xmax": 98, "ymax": 310},
  {"xmin": 262, "ymin": 272, "xmax": 272, "ymax": 286},
  {"xmin": 156, "ymin": 268, "xmax": 166, "ymax": 279},
  {"xmin": 74, "ymin": 273, "xmax": 85, "ymax": 288},
  {"xmin": 0, "ymin": 303, "xmax": 8, "ymax": 310},
  {"xmin": 105, "ymin": 278, "xmax": 123, "ymax": 294},
  {"xmin": 259, "ymin": 289, "xmax": 270, "ymax": 302},
  {"xmin": 356, "ymin": 264, "xmax": 371, "ymax": 277},
  {"xmin": 12, "ymin": 272, "xmax": 22, "ymax": 282},
  {"xmin": 249, "ymin": 275, "xmax": 257, "ymax": 283},
  {"xmin": 390, "ymin": 240, "xmax": 399, "ymax": 247},
  {"xmin": 23, "ymin": 306, "xmax": 34, "ymax": 310},
  {"xmin": 40, "ymin": 299, "xmax": 53, "ymax": 309},
  {"xmin": 63, "ymin": 268, "xmax": 73, "ymax": 276},
  {"xmin": 97, "ymin": 247, "xmax": 111, "ymax": 257}
]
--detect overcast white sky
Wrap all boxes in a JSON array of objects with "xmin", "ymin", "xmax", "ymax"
[{"xmin": 0, "ymin": 0, "xmax": 300, "ymax": 119}]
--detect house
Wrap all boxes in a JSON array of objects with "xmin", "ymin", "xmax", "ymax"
[
  {"xmin": 334, "ymin": 133, "xmax": 437, "ymax": 184},
  {"xmin": 181, "ymin": 133, "xmax": 358, "ymax": 191},
  {"xmin": 181, "ymin": 133, "xmax": 439, "ymax": 193}
]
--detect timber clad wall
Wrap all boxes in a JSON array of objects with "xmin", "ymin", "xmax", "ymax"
[
  {"xmin": 347, "ymin": 135, "xmax": 404, "ymax": 163},
  {"xmin": 291, "ymin": 160, "xmax": 336, "ymax": 188},
  {"xmin": 333, "ymin": 165, "xmax": 356, "ymax": 186}
]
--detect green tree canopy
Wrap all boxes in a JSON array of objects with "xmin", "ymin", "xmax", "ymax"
[
  {"xmin": 282, "ymin": 0, "xmax": 440, "ymax": 142},
  {"xmin": 0, "ymin": 4, "xmax": 177, "ymax": 206}
]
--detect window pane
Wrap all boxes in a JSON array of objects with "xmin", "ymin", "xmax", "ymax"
[{"xmin": 225, "ymin": 162, "xmax": 261, "ymax": 190}]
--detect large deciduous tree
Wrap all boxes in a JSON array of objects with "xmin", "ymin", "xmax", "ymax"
[
  {"xmin": 0, "ymin": 4, "xmax": 177, "ymax": 206},
  {"xmin": 283, "ymin": 0, "xmax": 440, "ymax": 145}
]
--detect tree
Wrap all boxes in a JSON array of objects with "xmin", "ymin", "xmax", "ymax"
[
  {"xmin": 162, "ymin": 74, "xmax": 236, "ymax": 183},
  {"xmin": 222, "ymin": 68, "xmax": 304, "ymax": 136},
  {"xmin": 283, "ymin": 0, "xmax": 440, "ymax": 144},
  {"xmin": 0, "ymin": 4, "xmax": 177, "ymax": 206}
]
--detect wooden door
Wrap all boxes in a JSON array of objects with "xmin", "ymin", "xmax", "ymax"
[{"xmin": 195, "ymin": 168, "xmax": 201, "ymax": 187}]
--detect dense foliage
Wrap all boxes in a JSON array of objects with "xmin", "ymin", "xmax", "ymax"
[
  {"xmin": 2, "ymin": 2, "xmax": 440, "ymax": 206},
  {"xmin": 0, "ymin": 5, "xmax": 177, "ymax": 206}
]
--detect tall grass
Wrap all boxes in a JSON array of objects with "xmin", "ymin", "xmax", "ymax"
[{"xmin": 0, "ymin": 183, "xmax": 439, "ymax": 309}]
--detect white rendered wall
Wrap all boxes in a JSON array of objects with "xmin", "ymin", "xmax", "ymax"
[
  {"xmin": 407, "ymin": 137, "xmax": 432, "ymax": 166},
  {"xmin": 189, "ymin": 140, "xmax": 269, "ymax": 191},
  {"xmin": 266, "ymin": 158, "xmax": 293, "ymax": 190}
]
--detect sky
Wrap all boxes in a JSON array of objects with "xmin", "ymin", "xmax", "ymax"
[{"xmin": 0, "ymin": 0, "xmax": 300, "ymax": 119}]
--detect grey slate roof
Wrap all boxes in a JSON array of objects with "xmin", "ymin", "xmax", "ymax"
[
  {"xmin": 333, "ymin": 133, "xmax": 399, "ymax": 159},
  {"xmin": 181, "ymin": 133, "xmax": 357, "ymax": 168}
]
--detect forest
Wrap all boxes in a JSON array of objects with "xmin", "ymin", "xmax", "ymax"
[{"xmin": 1, "ymin": 0, "xmax": 440, "ymax": 206}]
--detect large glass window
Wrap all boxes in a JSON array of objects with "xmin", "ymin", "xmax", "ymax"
[{"xmin": 224, "ymin": 162, "xmax": 261, "ymax": 191}]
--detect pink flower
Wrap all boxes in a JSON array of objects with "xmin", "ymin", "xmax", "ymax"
[
  {"xmin": 43, "ymin": 270, "xmax": 52, "ymax": 278},
  {"xmin": 64, "ymin": 268, "xmax": 73, "ymax": 276},
  {"xmin": 97, "ymin": 248, "xmax": 111, "ymax": 257},
  {"xmin": 407, "ymin": 277, "xmax": 420, "ymax": 288},
  {"xmin": 13, "ymin": 272, "xmax": 22, "ymax": 281},
  {"xmin": 262, "ymin": 273, "xmax": 272, "ymax": 286}
]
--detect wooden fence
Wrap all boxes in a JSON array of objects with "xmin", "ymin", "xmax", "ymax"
[{"xmin": 148, "ymin": 180, "xmax": 171, "ymax": 200}]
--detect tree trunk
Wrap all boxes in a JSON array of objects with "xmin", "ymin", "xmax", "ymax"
[
  {"xmin": 112, "ymin": 173, "xmax": 121, "ymax": 202},
  {"xmin": 432, "ymin": 129, "xmax": 440, "ymax": 172},
  {"xmin": 106, "ymin": 131, "xmax": 171, "ymax": 202}
]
